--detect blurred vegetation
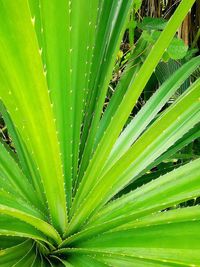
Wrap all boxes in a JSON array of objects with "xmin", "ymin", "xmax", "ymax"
[
  {"xmin": 139, "ymin": 0, "xmax": 200, "ymax": 49},
  {"xmin": 110, "ymin": 0, "xmax": 199, "ymax": 112}
]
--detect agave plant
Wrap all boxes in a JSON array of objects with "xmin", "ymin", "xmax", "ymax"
[{"xmin": 0, "ymin": 0, "xmax": 200, "ymax": 266}]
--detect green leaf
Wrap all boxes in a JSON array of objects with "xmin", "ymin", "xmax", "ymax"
[
  {"xmin": 130, "ymin": 122, "xmax": 200, "ymax": 186},
  {"xmin": 0, "ymin": 101, "xmax": 46, "ymax": 205},
  {"xmin": 116, "ymin": 206, "xmax": 200, "ymax": 230},
  {"xmin": 0, "ymin": 190, "xmax": 61, "ymax": 245},
  {"xmin": 39, "ymin": 0, "xmax": 73, "ymax": 210},
  {"xmin": 68, "ymin": 208, "xmax": 200, "ymax": 266},
  {"xmin": 95, "ymin": 36, "xmax": 148, "ymax": 150},
  {"xmin": 0, "ymin": 0, "xmax": 67, "ymax": 233},
  {"xmin": 0, "ymin": 240, "xmax": 33, "ymax": 267},
  {"xmin": 143, "ymin": 31, "xmax": 188, "ymax": 61},
  {"xmin": 10, "ymin": 241, "xmax": 36, "ymax": 267},
  {"xmin": 89, "ymin": 158, "xmax": 200, "ymax": 229},
  {"xmin": 167, "ymin": 38, "xmax": 188, "ymax": 60},
  {"xmin": 134, "ymin": 0, "xmax": 142, "ymax": 11},
  {"xmin": 75, "ymin": 223, "xmax": 200, "ymax": 265},
  {"xmin": 77, "ymin": 0, "xmax": 133, "ymax": 191},
  {"xmin": 67, "ymin": 254, "xmax": 109, "ymax": 267},
  {"xmin": 0, "ymin": 214, "xmax": 53, "ymax": 246},
  {"xmin": 137, "ymin": 17, "xmax": 167, "ymax": 31},
  {"xmin": 67, "ymin": 76, "xmax": 200, "ymax": 235},
  {"xmin": 0, "ymin": 133, "xmax": 47, "ymax": 215},
  {"xmin": 92, "ymin": 254, "xmax": 182, "ymax": 267},
  {"xmin": 61, "ymin": 158, "xmax": 200, "ymax": 246},
  {"xmin": 0, "ymin": 236, "xmax": 25, "ymax": 250},
  {"xmin": 102, "ymin": 56, "xmax": 200, "ymax": 175}
]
